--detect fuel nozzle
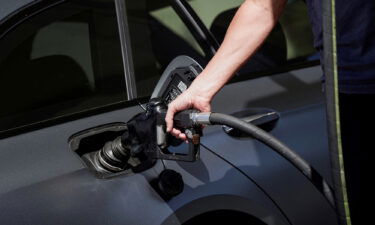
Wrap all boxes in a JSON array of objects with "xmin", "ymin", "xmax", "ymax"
[
  {"xmin": 96, "ymin": 125, "xmax": 156, "ymax": 173},
  {"xmin": 96, "ymin": 98, "xmax": 205, "ymax": 173},
  {"xmin": 150, "ymin": 98, "xmax": 203, "ymax": 162},
  {"xmin": 97, "ymin": 136, "xmax": 130, "ymax": 172}
]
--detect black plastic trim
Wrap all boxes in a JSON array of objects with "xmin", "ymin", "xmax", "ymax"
[{"xmin": 115, "ymin": 0, "xmax": 137, "ymax": 99}]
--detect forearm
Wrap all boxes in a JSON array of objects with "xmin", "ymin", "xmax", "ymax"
[{"xmin": 192, "ymin": 0, "xmax": 287, "ymax": 99}]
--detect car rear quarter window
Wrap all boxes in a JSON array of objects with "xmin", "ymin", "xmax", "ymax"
[
  {"xmin": 188, "ymin": 0, "xmax": 318, "ymax": 76},
  {"xmin": 0, "ymin": 0, "xmax": 126, "ymax": 135}
]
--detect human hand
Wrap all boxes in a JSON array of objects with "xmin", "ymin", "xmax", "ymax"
[{"xmin": 165, "ymin": 85, "xmax": 212, "ymax": 140}]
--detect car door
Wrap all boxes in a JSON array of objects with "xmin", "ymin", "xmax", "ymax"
[{"xmin": 0, "ymin": 1, "xmax": 291, "ymax": 225}]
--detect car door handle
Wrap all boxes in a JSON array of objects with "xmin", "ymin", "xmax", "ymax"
[{"xmin": 222, "ymin": 108, "xmax": 280, "ymax": 137}]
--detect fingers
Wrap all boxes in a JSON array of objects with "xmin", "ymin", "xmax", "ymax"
[
  {"xmin": 178, "ymin": 132, "xmax": 187, "ymax": 141},
  {"xmin": 165, "ymin": 89, "xmax": 211, "ymax": 141},
  {"xmin": 171, "ymin": 128, "xmax": 187, "ymax": 141},
  {"xmin": 165, "ymin": 105, "xmax": 177, "ymax": 132},
  {"xmin": 171, "ymin": 128, "xmax": 181, "ymax": 137},
  {"xmin": 165, "ymin": 93, "xmax": 191, "ymax": 132}
]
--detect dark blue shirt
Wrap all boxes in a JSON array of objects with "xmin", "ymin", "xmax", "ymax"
[{"xmin": 306, "ymin": 0, "xmax": 375, "ymax": 94}]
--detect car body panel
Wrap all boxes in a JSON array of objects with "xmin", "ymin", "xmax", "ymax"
[
  {"xmin": 0, "ymin": 106, "xmax": 141, "ymax": 194},
  {"xmin": 202, "ymin": 66, "xmax": 336, "ymax": 225},
  {"xmin": 202, "ymin": 104, "xmax": 336, "ymax": 225},
  {"xmin": 0, "ymin": 104, "xmax": 289, "ymax": 225},
  {"xmin": 210, "ymin": 66, "xmax": 331, "ymax": 181}
]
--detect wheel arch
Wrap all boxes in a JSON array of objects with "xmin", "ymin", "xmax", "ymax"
[{"xmin": 162, "ymin": 194, "xmax": 290, "ymax": 225}]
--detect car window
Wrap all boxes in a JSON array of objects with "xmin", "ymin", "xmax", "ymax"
[
  {"xmin": 124, "ymin": 0, "xmax": 206, "ymax": 97},
  {"xmin": 189, "ymin": 0, "xmax": 318, "ymax": 76},
  {"xmin": 0, "ymin": 0, "xmax": 126, "ymax": 134}
]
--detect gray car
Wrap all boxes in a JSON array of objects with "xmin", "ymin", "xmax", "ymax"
[{"xmin": 0, "ymin": 0, "xmax": 337, "ymax": 224}]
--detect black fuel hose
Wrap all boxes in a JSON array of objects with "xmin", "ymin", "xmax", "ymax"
[{"xmin": 207, "ymin": 112, "xmax": 335, "ymax": 208}]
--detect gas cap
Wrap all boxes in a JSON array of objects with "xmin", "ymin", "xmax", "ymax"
[{"xmin": 155, "ymin": 169, "xmax": 184, "ymax": 200}]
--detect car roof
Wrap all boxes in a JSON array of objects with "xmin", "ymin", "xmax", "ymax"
[{"xmin": 0, "ymin": 0, "xmax": 33, "ymax": 24}]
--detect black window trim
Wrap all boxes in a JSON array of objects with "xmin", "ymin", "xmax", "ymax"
[
  {"xmin": 114, "ymin": 0, "xmax": 137, "ymax": 100},
  {"xmin": 168, "ymin": 0, "xmax": 219, "ymax": 59},
  {"xmin": 0, "ymin": 0, "xmax": 66, "ymax": 40},
  {"xmin": 0, "ymin": 97, "xmax": 149, "ymax": 140},
  {"xmin": 0, "ymin": 0, "xmax": 141, "ymax": 139}
]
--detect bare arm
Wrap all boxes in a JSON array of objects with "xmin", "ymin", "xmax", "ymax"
[{"xmin": 166, "ymin": 0, "xmax": 287, "ymax": 139}]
